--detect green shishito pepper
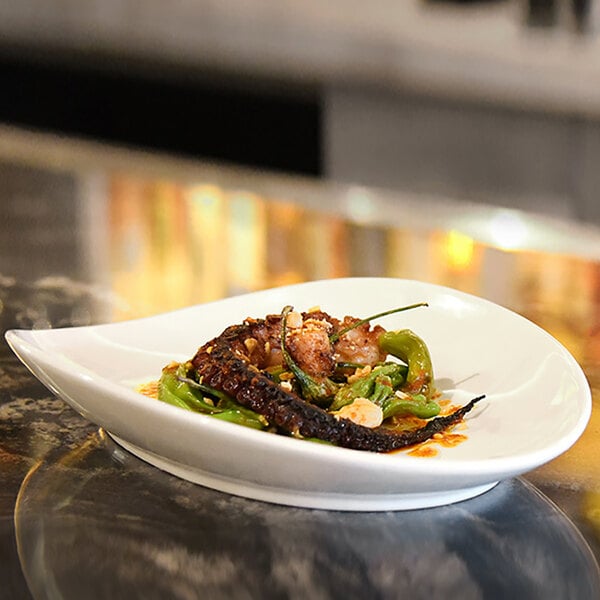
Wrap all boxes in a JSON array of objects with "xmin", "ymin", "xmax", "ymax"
[
  {"xmin": 158, "ymin": 363, "xmax": 268, "ymax": 430},
  {"xmin": 381, "ymin": 393, "xmax": 440, "ymax": 420},
  {"xmin": 378, "ymin": 329, "xmax": 434, "ymax": 399},
  {"xmin": 329, "ymin": 363, "xmax": 406, "ymax": 411},
  {"xmin": 329, "ymin": 362, "xmax": 439, "ymax": 419}
]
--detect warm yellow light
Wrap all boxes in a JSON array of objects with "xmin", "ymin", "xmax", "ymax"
[
  {"xmin": 187, "ymin": 184, "xmax": 227, "ymax": 302},
  {"xmin": 446, "ymin": 230, "xmax": 474, "ymax": 270},
  {"xmin": 227, "ymin": 191, "xmax": 266, "ymax": 291}
]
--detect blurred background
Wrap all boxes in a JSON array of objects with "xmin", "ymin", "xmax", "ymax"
[
  {"xmin": 2, "ymin": 9, "xmax": 600, "ymax": 597},
  {"xmin": 1, "ymin": 0, "xmax": 600, "ymax": 224}
]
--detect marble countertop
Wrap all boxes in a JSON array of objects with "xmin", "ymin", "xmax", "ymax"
[{"xmin": 2, "ymin": 1, "xmax": 600, "ymax": 115}]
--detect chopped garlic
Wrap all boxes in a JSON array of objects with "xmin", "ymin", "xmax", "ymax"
[
  {"xmin": 286, "ymin": 311, "xmax": 303, "ymax": 329},
  {"xmin": 244, "ymin": 337, "xmax": 258, "ymax": 353},
  {"xmin": 334, "ymin": 397, "xmax": 383, "ymax": 428},
  {"xmin": 303, "ymin": 317, "xmax": 332, "ymax": 332},
  {"xmin": 280, "ymin": 381, "xmax": 293, "ymax": 392},
  {"xmin": 347, "ymin": 365, "xmax": 372, "ymax": 384}
]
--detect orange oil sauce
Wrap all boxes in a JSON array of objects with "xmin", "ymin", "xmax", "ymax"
[
  {"xmin": 397, "ymin": 401, "xmax": 470, "ymax": 457},
  {"xmin": 137, "ymin": 380, "xmax": 159, "ymax": 399}
]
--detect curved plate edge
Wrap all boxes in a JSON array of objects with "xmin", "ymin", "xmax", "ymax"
[{"xmin": 108, "ymin": 432, "xmax": 499, "ymax": 512}]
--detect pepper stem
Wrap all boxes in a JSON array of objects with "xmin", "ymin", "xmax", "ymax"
[
  {"xmin": 279, "ymin": 305, "xmax": 337, "ymax": 404},
  {"xmin": 329, "ymin": 302, "xmax": 428, "ymax": 344},
  {"xmin": 280, "ymin": 305, "xmax": 307, "ymax": 382}
]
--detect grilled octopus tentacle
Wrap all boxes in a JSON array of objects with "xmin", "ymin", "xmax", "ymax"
[{"xmin": 191, "ymin": 323, "xmax": 484, "ymax": 453}]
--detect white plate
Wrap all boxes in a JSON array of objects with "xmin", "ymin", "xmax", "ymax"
[{"xmin": 6, "ymin": 278, "xmax": 591, "ymax": 511}]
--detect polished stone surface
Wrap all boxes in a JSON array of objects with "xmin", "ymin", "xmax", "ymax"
[{"xmin": 15, "ymin": 447, "xmax": 600, "ymax": 600}]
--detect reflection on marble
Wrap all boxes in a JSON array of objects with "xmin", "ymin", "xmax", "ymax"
[
  {"xmin": 14, "ymin": 432, "xmax": 600, "ymax": 600},
  {"xmin": 0, "ymin": 275, "xmax": 116, "ymax": 334}
]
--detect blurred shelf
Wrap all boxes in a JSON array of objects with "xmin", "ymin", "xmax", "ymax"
[{"xmin": 1, "ymin": 1, "xmax": 600, "ymax": 116}]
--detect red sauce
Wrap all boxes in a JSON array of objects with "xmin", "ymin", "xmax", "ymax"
[
  {"xmin": 439, "ymin": 432, "xmax": 468, "ymax": 447},
  {"xmin": 408, "ymin": 444, "xmax": 438, "ymax": 458},
  {"xmin": 392, "ymin": 400, "xmax": 470, "ymax": 457},
  {"xmin": 406, "ymin": 431, "xmax": 468, "ymax": 457},
  {"xmin": 405, "ymin": 428, "xmax": 468, "ymax": 457}
]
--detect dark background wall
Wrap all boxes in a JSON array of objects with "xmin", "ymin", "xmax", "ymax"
[{"xmin": 0, "ymin": 56, "xmax": 322, "ymax": 176}]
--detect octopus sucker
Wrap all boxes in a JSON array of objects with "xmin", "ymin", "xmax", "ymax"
[{"xmin": 190, "ymin": 317, "xmax": 484, "ymax": 453}]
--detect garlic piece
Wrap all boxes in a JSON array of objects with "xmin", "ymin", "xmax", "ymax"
[
  {"xmin": 334, "ymin": 397, "xmax": 384, "ymax": 429},
  {"xmin": 244, "ymin": 337, "xmax": 259, "ymax": 353},
  {"xmin": 285, "ymin": 311, "xmax": 303, "ymax": 329}
]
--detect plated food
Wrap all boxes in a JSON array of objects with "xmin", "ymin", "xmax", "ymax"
[
  {"xmin": 156, "ymin": 303, "xmax": 484, "ymax": 453},
  {"xmin": 6, "ymin": 278, "xmax": 591, "ymax": 510}
]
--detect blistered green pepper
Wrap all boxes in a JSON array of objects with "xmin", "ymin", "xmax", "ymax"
[
  {"xmin": 378, "ymin": 329, "xmax": 434, "ymax": 398},
  {"xmin": 209, "ymin": 401, "xmax": 270, "ymax": 429},
  {"xmin": 329, "ymin": 362, "xmax": 406, "ymax": 411},
  {"xmin": 381, "ymin": 393, "xmax": 440, "ymax": 420},
  {"xmin": 329, "ymin": 303, "xmax": 428, "ymax": 344},
  {"xmin": 158, "ymin": 364, "xmax": 224, "ymax": 413},
  {"xmin": 158, "ymin": 363, "xmax": 267, "ymax": 430},
  {"xmin": 371, "ymin": 374, "xmax": 395, "ymax": 405}
]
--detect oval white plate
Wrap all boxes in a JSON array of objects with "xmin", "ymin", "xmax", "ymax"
[{"xmin": 6, "ymin": 278, "xmax": 592, "ymax": 511}]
